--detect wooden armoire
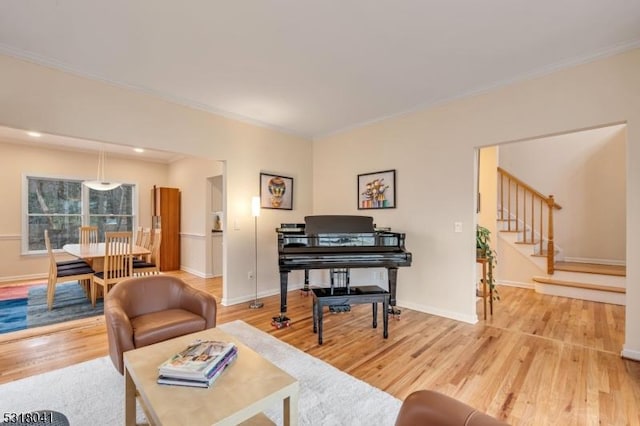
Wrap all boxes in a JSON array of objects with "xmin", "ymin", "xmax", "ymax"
[{"xmin": 151, "ymin": 186, "xmax": 181, "ymax": 271}]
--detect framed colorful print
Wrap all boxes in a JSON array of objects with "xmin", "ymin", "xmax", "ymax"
[
  {"xmin": 357, "ymin": 169, "xmax": 396, "ymax": 209},
  {"xmin": 260, "ymin": 173, "xmax": 293, "ymax": 210}
]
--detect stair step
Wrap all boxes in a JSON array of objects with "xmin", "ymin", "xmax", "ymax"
[
  {"xmin": 532, "ymin": 276, "xmax": 625, "ymax": 294},
  {"xmin": 554, "ymin": 261, "xmax": 626, "ymax": 277}
]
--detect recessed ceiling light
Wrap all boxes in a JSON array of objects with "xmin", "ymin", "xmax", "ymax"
[
  {"xmin": 133, "ymin": 148, "xmax": 145, "ymax": 153},
  {"xmin": 27, "ymin": 131, "xmax": 42, "ymax": 138}
]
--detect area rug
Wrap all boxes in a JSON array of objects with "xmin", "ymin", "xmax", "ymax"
[
  {"xmin": 0, "ymin": 320, "xmax": 402, "ymax": 425},
  {"xmin": 0, "ymin": 282, "xmax": 103, "ymax": 334}
]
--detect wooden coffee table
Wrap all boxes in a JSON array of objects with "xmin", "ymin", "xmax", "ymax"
[{"xmin": 123, "ymin": 328, "xmax": 299, "ymax": 425}]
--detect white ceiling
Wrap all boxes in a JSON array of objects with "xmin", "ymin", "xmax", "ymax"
[
  {"xmin": 0, "ymin": 125, "xmax": 182, "ymax": 163},
  {"xmin": 1, "ymin": 1, "xmax": 639, "ymax": 141}
]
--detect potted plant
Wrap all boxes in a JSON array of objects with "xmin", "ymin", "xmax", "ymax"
[{"xmin": 476, "ymin": 225, "xmax": 499, "ymax": 300}]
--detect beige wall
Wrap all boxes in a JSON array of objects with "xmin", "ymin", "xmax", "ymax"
[
  {"xmin": 1, "ymin": 49, "xmax": 638, "ymax": 360},
  {"xmin": 478, "ymin": 146, "xmax": 498, "ymax": 242},
  {"xmin": 0, "ymin": 140, "xmax": 168, "ymax": 281},
  {"xmin": 313, "ymin": 48, "xmax": 640, "ymax": 360},
  {"xmin": 0, "ymin": 54, "xmax": 314, "ymax": 307},
  {"xmin": 477, "ymin": 146, "xmax": 499, "ymax": 286},
  {"xmin": 499, "ymin": 124, "xmax": 626, "ymax": 263},
  {"xmin": 168, "ymin": 157, "xmax": 223, "ymax": 277}
]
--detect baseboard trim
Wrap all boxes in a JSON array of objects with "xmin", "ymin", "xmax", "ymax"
[
  {"xmin": 221, "ymin": 285, "xmax": 299, "ymax": 307},
  {"xmin": 178, "ymin": 266, "xmax": 206, "ymax": 278},
  {"xmin": 621, "ymin": 347, "xmax": 640, "ymax": 361},
  {"xmin": 398, "ymin": 299, "xmax": 478, "ymax": 324},
  {"xmin": 497, "ymin": 280, "xmax": 534, "ymax": 289}
]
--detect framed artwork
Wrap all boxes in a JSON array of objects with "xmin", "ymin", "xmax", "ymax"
[
  {"xmin": 357, "ymin": 169, "xmax": 396, "ymax": 209},
  {"xmin": 260, "ymin": 173, "xmax": 293, "ymax": 210}
]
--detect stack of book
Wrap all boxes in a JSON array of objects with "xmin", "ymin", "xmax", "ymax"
[{"xmin": 157, "ymin": 339, "xmax": 238, "ymax": 388}]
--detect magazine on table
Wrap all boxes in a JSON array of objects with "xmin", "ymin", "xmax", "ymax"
[
  {"xmin": 158, "ymin": 340, "xmax": 237, "ymax": 380},
  {"xmin": 158, "ymin": 350, "xmax": 238, "ymax": 388}
]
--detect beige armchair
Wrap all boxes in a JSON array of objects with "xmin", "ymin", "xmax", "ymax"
[
  {"xmin": 395, "ymin": 390, "xmax": 510, "ymax": 426},
  {"xmin": 104, "ymin": 275, "xmax": 217, "ymax": 374}
]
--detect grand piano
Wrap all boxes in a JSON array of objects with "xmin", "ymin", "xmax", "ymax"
[{"xmin": 274, "ymin": 215, "xmax": 412, "ymax": 328}]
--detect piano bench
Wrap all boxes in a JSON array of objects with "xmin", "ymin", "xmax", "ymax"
[{"xmin": 311, "ymin": 286, "xmax": 389, "ymax": 345}]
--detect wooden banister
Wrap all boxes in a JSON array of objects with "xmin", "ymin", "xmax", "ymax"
[
  {"xmin": 497, "ymin": 167, "xmax": 562, "ymax": 209},
  {"xmin": 497, "ymin": 167, "xmax": 562, "ymax": 274}
]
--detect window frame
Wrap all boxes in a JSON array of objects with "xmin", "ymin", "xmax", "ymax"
[{"xmin": 22, "ymin": 173, "xmax": 138, "ymax": 255}]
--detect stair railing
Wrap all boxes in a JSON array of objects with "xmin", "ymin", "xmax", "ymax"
[{"xmin": 497, "ymin": 167, "xmax": 562, "ymax": 274}]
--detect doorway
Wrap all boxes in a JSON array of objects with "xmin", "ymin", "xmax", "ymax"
[
  {"xmin": 476, "ymin": 124, "xmax": 627, "ymax": 328},
  {"xmin": 207, "ymin": 173, "xmax": 224, "ymax": 280}
]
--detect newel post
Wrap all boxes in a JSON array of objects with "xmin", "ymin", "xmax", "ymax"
[{"xmin": 546, "ymin": 195, "xmax": 555, "ymax": 274}]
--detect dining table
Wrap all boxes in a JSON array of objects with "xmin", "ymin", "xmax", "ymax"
[
  {"xmin": 63, "ymin": 243, "xmax": 151, "ymax": 272},
  {"xmin": 63, "ymin": 242, "xmax": 151, "ymax": 300}
]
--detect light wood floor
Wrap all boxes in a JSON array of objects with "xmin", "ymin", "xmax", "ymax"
[
  {"xmin": 1, "ymin": 272, "xmax": 639, "ymax": 425},
  {"xmin": 554, "ymin": 261, "xmax": 626, "ymax": 277}
]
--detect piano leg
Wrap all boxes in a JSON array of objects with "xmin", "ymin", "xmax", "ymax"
[
  {"xmin": 372, "ymin": 303, "xmax": 377, "ymax": 328},
  {"xmin": 383, "ymin": 295, "xmax": 389, "ymax": 338},
  {"xmin": 317, "ymin": 300, "xmax": 324, "ymax": 344},
  {"xmin": 272, "ymin": 271, "xmax": 291, "ymax": 328},
  {"xmin": 387, "ymin": 267, "xmax": 401, "ymax": 320},
  {"xmin": 300, "ymin": 269, "xmax": 311, "ymax": 296}
]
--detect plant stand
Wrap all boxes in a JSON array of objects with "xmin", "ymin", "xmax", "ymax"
[{"xmin": 476, "ymin": 256, "xmax": 494, "ymax": 319}]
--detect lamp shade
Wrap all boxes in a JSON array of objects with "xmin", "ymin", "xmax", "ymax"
[
  {"xmin": 83, "ymin": 149, "xmax": 121, "ymax": 191},
  {"xmin": 251, "ymin": 196, "xmax": 261, "ymax": 217},
  {"xmin": 83, "ymin": 180, "xmax": 122, "ymax": 191}
]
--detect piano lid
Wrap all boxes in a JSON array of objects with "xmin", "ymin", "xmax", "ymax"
[
  {"xmin": 277, "ymin": 216, "xmax": 405, "ymax": 252},
  {"xmin": 304, "ymin": 215, "xmax": 374, "ymax": 234},
  {"xmin": 277, "ymin": 215, "xmax": 411, "ymax": 271}
]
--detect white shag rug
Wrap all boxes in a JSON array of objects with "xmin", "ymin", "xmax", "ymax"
[{"xmin": 0, "ymin": 320, "xmax": 401, "ymax": 425}]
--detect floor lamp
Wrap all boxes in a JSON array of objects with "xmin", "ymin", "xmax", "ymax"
[{"xmin": 249, "ymin": 196, "xmax": 264, "ymax": 309}]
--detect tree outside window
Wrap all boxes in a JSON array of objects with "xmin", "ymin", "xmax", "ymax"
[
  {"xmin": 25, "ymin": 176, "xmax": 135, "ymax": 252},
  {"xmin": 89, "ymin": 185, "xmax": 134, "ymax": 241}
]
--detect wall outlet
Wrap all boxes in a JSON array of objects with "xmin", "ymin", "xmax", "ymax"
[
  {"xmin": 454, "ymin": 222, "xmax": 463, "ymax": 233},
  {"xmin": 247, "ymin": 271, "xmax": 254, "ymax": 280}
]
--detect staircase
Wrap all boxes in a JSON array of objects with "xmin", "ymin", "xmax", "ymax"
[{"xmin": 496, "ymin": 167, "xmax": 626, "ymax": 305}]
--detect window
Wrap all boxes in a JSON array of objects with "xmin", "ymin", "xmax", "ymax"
[
  {"xmin": 24, "ymin": 175, "xmax": 136, "ymax": 253},
  {"xmin": 26, "ymin": 177, "xmax": 83, "ymax": 251},
  {"xmin": 88, "ymin": 185, "xmax": 135, "ymax": 240}
]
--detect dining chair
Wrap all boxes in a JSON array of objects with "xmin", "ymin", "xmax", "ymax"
[
  {"xmin": 134, "ymin": 227, "xmax": 151, "ymax": 261},
  {"xmin": 91, "ymin": 231, "xmax": 133, "ymax": 307},
  {"xmin": 141, "ymin": 228, "xmax": 153, "ymax": 251},
  {"xmin": 78, "ymin": 225, "xmax": 99, "ymax": 294},
  {"xmin": 79, "ymin": 226, "xmax": 99, "ymax": 244},
  {"xmin": 133, "ymin": 228, "xmax": 161, "ymax": 276},
  {"xmin": 44, "ymin": 229, "xmax": 95, "ymax": 310},
  {"xmin": 134, "ymin": 226, "xmax": 144, "ymax": 247}
]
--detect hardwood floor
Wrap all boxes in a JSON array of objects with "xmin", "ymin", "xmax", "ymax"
[
  {"xmin": 554, "ymin": 261, "xmax": 626, "ymax": 277},
  {"xmin": 1, "ymin": 272, "xmax": 639, "ymax": 425}
]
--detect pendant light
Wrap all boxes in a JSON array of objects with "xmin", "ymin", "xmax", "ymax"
[{"xmin": 83, "ymin": 149, "xmax": 121, "ymax": 191}]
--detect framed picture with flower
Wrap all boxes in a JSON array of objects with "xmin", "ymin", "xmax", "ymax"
[
  {"xmin": 260, "ymin": 172, "xmax": 293, "ymax": 210},
  {"xmin": 357, "ymin": 169, "xmax": 396, "ymax": 209}
]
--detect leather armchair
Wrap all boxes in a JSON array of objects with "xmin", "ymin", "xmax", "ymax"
[
  {"xmin": 395, "ymin": 390, "xmax": 510, "ymax": 426},
  {"xmin": 105, "ymin": 275, "xmax": 217, "ymax": 374}
]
